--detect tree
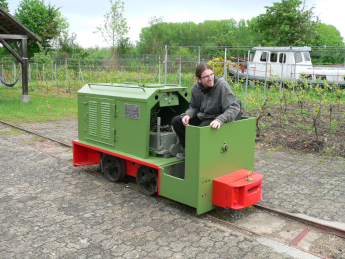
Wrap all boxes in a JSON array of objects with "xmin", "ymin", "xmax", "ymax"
[
  {"xmin": 53, "ymin": 30, "xmax": 80, "ymax": 53},
  {"xmin": 137, "ymin": 17, "xmax": 167, "ymax": 54},
  {"xmin": 0, "ymin": 0, "xmax": 9, "ymax": 11},
  {"xmin": 234, "ymin": 19, "xmax": 259, "ymax": 47},
  {"xmin": 314, "ymin": 24, "xmax": 344, "ymax": 47},
  {"xmin": 207, "ymin": 19, "xmax": 238, "ymax": 47},
  {"xmin": 148, "ymin": 16, "xmax": 163, "ymax": 54},
  {"xmin": 94, "ymin": 0, "xmax": 129, "ymax": 55},
  {"xmin": 117, "ymin": 37, "xmax": 135, "ymax": 54},
  {"xmin": 311, "ymin": 24, "xmax": 345, "ymax": 64},
  {"xmin": 137, "ymin": 19, "xmax": 259, "ymax": 56},
  {"xmin": 250, "ymin": 0, "xmax": 319, "ymax": 46},
  {"xmin": 14, "ymin": 0, "xmax": 68, "ymax": 54}
]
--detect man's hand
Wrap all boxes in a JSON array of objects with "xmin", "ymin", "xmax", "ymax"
[
  {"xmin": 182, "ymin": 115, "xmax": 190, "ymax": 126},
  {"xmin": 210, "ymin": 120, "xmax": 221, "ymax": 129}
]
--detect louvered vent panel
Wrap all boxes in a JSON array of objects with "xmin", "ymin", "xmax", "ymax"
[
  {"xmin": 101, "ymin": 102, "xmax": 111, "ymax": 140},
  {"xmin": 89, "ymin": 101, "xmax": 98, "ymax": 137}
]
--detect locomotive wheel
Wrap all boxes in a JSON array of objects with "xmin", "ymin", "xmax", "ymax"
[
  {"xmin": 136, "ymin": 166, "xmax": 158, "ymax": 196},
  {"xmin": 102, "ymin": 155, "xmax": 126, "ymax": 182}
]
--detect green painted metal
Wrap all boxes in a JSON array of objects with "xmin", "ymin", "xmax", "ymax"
[
  {"xmin": 159, "ymin": 128, "xmax": 200, "ymax": 207},
  {"xmin": 78, "ymin": 96, "xmax": 116, "ymax": 147},
  {"xmin": 160, "ymin": 117, "xmax": 256, "ymax": 214},
  {"xmin": 159, "ymin": 92, "xmax": 179, "ymax": 107},
  {"xmin": 77, "ymin": 83, "xmax": 190, "ymax": 159},
  {"xmin": 77, "ymin": 82, "xmax": 256, "ymax": 215},
  {"xmin": 80, "ymin": 83, "xmax": 187, "ymax": 101}
]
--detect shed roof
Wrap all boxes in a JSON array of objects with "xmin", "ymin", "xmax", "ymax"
[{"xmin": 0, "ymin": 6, "xmax": 41, "ymax": 42}]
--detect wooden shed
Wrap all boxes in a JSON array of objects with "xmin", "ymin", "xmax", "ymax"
[{"xmin": 0, "ymin": 6, "xmax": 42, "ymax": 102}]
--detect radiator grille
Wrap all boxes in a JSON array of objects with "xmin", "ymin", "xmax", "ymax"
[
  {"xmin": 101, "ymin": 102, "xmax": 111, "ymax": 140},
  {"xmin": 89, "ymin": 101, "xmax": 97, "ymax": 137}
]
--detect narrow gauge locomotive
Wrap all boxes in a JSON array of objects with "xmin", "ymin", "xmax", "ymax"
[{"xmin": 73, "ymin": 82, "xmax": 263, "ymax": 214}]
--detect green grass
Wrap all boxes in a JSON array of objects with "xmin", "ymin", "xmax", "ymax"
[{"xmin": 0, "ymin": 86, "xmax": 77, "ymax": 123}]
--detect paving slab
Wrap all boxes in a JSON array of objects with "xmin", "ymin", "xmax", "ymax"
[
  {"xmin": 0, "ymin": 121, "xmax": 320, "ymax": 258},
  {"xmin": 14, "ymin": 118, "xmax": 345, "ymax": 223},
  {"xmin": 255, "ymin": 148, "xmax": 345, "ymax": 223}
]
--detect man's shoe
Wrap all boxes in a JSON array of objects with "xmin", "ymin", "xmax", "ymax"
[
  {"xmin": 176, "ymin": 152, "xmax": 185, "ymax": 159},
  {"xmin": 170, "ymin": 143, "xmax": 185, "ymax": 157}
]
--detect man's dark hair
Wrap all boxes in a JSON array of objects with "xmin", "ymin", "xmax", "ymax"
[{"xmin": 195, "ymin": 63, "xmax": 212, "ymax": 78}]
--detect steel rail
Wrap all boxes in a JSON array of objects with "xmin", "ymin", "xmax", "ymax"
[
  {"xmin": 255, "ymin": 204, "xmax": 345, "ymax": 239},
  {"xmin": 0, "ymin": 119, "xmax": 72, "ymax": 148},
  {"xmin": 205, "ymin": 214, "xmax": 329, "ymax": 259}
]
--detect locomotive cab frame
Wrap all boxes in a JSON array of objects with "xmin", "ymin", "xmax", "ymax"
[{"xmin": 73, "ymin": 82, "xmax": 263, "ymax": 214}]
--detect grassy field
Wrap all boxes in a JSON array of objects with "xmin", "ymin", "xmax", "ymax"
[{"xmin": 0, "ymin": 86, "xmax": 78, "ymax": 123}]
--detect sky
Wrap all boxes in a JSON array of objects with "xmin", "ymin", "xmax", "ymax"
[{"xmin": 7, "ymin": 0, "xmax": 344, "ymax": 49}]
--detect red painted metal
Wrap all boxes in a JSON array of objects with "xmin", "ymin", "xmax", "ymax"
[
  {"xmin": 125, "ymin": 160, "xmax": 142, "ymax": 178},
  {"xmin": 290, "ymin": 228, "xmax": 311, "ymax": 246},
  {"xmin": 212, "ymin": 169, "xmax": 263, "ymax": 210},
  {"xmin": 73, "ymin": 141, "xmax": 101, "ymax": 166},
  {"xmin": 72, "ymin": 140, "xmax": 162, "ymax": 195}
]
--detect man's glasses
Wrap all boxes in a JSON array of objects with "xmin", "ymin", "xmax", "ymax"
[{"xmin": 200, "ymin": 73, "xmax": 214, "ymax": 79}]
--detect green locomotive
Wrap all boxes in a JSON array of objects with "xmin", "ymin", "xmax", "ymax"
[{"xmin": 73, "ymin": 82, "xmax": 263, "ymax": 214}]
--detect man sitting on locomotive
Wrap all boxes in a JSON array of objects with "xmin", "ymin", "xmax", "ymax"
[{"xmin": 171, "ymin": 62, "xmax": 241, "ymax": 159}]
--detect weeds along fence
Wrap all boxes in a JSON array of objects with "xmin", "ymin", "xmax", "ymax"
[
  {"xmin": 0, "ymin": 49, "xmax": 251, "ymax": 91},
  {"xmin": 0, "ymin": 57, "xmax": 203, "ymax": 92},
  {"xmin": 2, "ymin": 54, "xmax": 345, "ymax": 111}
]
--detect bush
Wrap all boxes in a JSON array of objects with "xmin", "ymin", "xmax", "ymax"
[{"xmin": 207, "ymin": 57, "xmax": 238, "ymax": 76}]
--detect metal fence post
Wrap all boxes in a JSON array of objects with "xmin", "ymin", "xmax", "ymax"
[
  {"xmin": 51, "ymin": 61, "xmax": 53, "ymax": 84},
  {"xmin": 20, "ymin": 63, "xmax": 22, "ymax": 85},
  {"xmin": 224, "ymin": 48, "xmax": 227, "ymax": 79},
  {"xmin": 237, "ymin": 54, "xmax": 240, "ymax": 84},
  {"xmin": 292, "ymin": 62, "xmax": 297, "ymax": 100},
  {"xmin": 245, "ymin": 59, "xmax": 249, "ymax": 109},
  {"xmin": 1, "ymin": 60, "xmax": 3, "ymax": 86},
  {"xmin": 179, "ymin": 56, "xmax": 182, "ymax": 86},
  {"xmin": 212, "ymin": 57, "xmax": 214, "ymax": 72},
  {"xmin": 280, "ymin": 57, "xmax": 284, "ymax": 94},
  {"xmin": 159, "ymin": 55, "xmax": 161, "ymax": 84},
  {"xmin": 198, "ymin": 47, "xmax": 201, "ymax": 65},
  {"xmin": 65, "ymin": 60, "xmax": 68, "ymax": 85},
  {"xmin": 29, "ymin": 63, "xmax": 31, "ymax": 84},
  {"xmin": 264, "ymin": 57, "xmax": 268, "ymax": 96},
  {"xmin": 164, "ymin": 45, "xmax": 167, "ymax": 84}
]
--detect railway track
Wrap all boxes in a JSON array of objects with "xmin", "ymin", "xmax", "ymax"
[{"xmin": 1, "ymin": 120, "xmax": 344, "ymax": 259}]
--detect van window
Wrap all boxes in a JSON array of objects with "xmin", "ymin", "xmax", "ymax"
[
  {"xmin": 294, "ymin": 53, "xmax": 303, "ymax": 63},
  {"xmin": 303, "ymin": 52, "xmax": 311, "ymax": 61},
  {"xmin": 279, "ymin": 53, "xmax": 286, "ymax": 63},
  {"xmin": 260, "ymin": 52, "xmax": 268, "ymax": 62},
  {"xmin": 270, "ymin": 52, "xmax": 278, "ymax": 62}
]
